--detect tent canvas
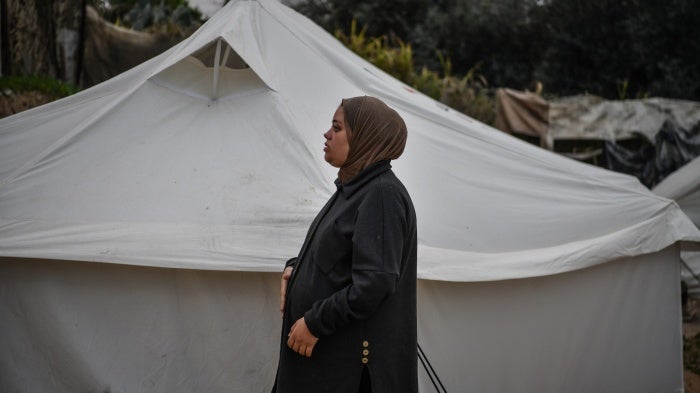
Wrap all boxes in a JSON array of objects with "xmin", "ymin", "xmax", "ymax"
[
  {"xmin": 654, "ymin": 156, "xmax": 700, "ymax": 293},
  {"xmin": 1, "ymin": 0, "xmax": 699, "ymax": 391},
  {"xmin": 0, "ymin": 246, "xmax": 682, "ymax": 392},
  {"xmin": 654, "ymin": 155, "xmax": 700, "ymax": 228}
]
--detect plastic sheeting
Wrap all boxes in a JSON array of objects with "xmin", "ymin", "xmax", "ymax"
[
  {"xmin": 0, "ymin": 245, "xmax": 682, "ymax": 393},
  {"xmin": 605, "ymin": 120, "xmax": 700, "ymax": 188},
  {"xmin": 495, "ymin": 89, "xmax": 700, "ymax": 145},
  {"xmin": 548, "ymin": 96, "xmax": 700, "ymax": 143},
  {"xmin": 494, "ymin": 89, "xmax": 700, "ymax": 187}
]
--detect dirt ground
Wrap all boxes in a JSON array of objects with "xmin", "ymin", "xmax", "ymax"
[
  {"xmin": 685, "ymin": 297, "xmax": 700, "ymax": 393},
  {"xmin": 687, "ymin": 371, "xmax": 700, "ymax": 393},
  {"xmin": 0, "ymin": 90, "xmax": 58, "ymax": 119}
]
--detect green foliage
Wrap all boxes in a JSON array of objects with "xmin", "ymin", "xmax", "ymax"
[
  {"xmin": 335, "ymin": 21, "xmax": 414, "ymax": 84},
  {"xmin": 533, "ymin": 0, "xmax": 700, "ymax": 100},
  {"xmin": 421, "ymin": 0, "xmax": 545, "ymax": 89},
  {"xmin": 0, "ymin": 75, "xmax": 79, "ymax": 97},
  {"xmin": 88, "ymin": 0, "xmax": 203, "ymax": 32},
  {"xmin": 297, "ymin": 0, "xmax": 545, "ymax": 91},
  {"xmin": 335, "ymin": 22, "xmax": 495, "ymax": 125},
  {"xmin": 536, "ymin": 0, "xmax": 636, "ymax": 98},
  {"xmin": 411, "ymin": 67, "xmax": 443, "ymax": 100},
  {"xmin": 441, "ymin": 66, "xmax": 494, "ymax": 125},
  {"xmin": 296, "ymin": 0, "xmax": 432, "ymax": 51},
  {"xmin": 295, "ymin": 0, "xmax": 700, "ymax": 101}
]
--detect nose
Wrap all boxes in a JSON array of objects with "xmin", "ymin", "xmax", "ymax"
[{"xmin": 324, "ymin": 129, "xmax": 331, "ymax": 139}]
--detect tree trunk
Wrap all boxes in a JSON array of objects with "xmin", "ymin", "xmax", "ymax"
[
  {"xmin": 0, "ymin": 0, "xmax": 10, "ymax": 76},
  {"xmin": 5, "ymin": 0, "xmax": 84, "ymax": 84}
]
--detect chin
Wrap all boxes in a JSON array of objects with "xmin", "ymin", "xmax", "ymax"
[{"xmin": 324, "ymin": 154, "xmax": 345, "ymax": 168}]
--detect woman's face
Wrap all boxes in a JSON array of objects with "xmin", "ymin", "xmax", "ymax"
[{"xmin": 323, "ymin": 106, "xmax": 350, "ymax": 167}]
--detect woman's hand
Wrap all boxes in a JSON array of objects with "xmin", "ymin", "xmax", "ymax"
[
  {"xmin": 280, "ymin": 266, "xmax": 294, "ymax": 316},
  {"xmin": 287, "ymin": 317, "xmax": 319, "ymax": 357}
]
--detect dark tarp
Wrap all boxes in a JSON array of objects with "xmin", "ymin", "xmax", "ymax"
[{"xmin": 604, "ymin": 121, "xmax": 700, "ymax": 188}]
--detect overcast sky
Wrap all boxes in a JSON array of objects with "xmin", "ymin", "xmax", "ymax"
[
  {"xmin": 189, "ymin": 0, "xmax": 298, "ymax": 18},
  {"xmin": 188, "ymin": 0, "xmax": 225, "ymax": 18}
]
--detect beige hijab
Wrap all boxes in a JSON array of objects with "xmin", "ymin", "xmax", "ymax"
[{"xmin": 338, "ymin": 96, "xmax": 408, "ymax": 183}]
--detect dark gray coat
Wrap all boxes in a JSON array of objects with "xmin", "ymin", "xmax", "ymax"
[{"xmin": 274, "ymin": 160, "xmax": 417, "ymax": 393}]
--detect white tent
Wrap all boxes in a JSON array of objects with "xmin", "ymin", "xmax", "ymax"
[
  {"xmin": 1, "ymin": 0, "xmax": 698, "ymax": 392},
  {"xmin": 654, "ymin": 156, "xmax": 700, "ymax": 292}
]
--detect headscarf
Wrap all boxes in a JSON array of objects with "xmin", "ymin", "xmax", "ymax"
[{"xmin": 338, "ymin": 96, "xmax": 408, "ymax": 183}]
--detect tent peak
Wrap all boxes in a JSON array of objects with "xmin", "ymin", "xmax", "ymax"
[
  {"xmin": 149, "ymin": 38, "xmax": 268, "ymax": 101},
  {"xmin": 191, "ymin": 37, "xmax": 249, "ymax": 70}
]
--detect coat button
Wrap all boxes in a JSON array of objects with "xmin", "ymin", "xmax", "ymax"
[
  {"xmin": 362, "ymin": 340, "xmax": 369, "ymax": 348},
  {"xmin": 361, "ymin": 357, "xmax": 369, "ymax": 364},
  {"xmin": 362, "ymin": 349, "xmax": 369, "ymax": 356}
]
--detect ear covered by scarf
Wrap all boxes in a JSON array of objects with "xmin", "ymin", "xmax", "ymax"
[{"xmin": 338, "ymin": 96, "xmax": 408, "ymax": 183}]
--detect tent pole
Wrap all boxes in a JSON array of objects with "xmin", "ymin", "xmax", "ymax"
[
  {"xmin": 212, "ymin": 38, "xmax": 222, "ymax": 100},
  {"xmin": 221, "ymin": 44, "xmax": 231, "ymax": 68}
]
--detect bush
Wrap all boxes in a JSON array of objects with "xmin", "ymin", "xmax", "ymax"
[
  {"xmin": 89, "ymin": 0, "xmax": 203, "ymax": 33},
  {"xmin": 0, "ymin": 75, "xmax": 79, "ymax": 97},
  {"xmin": 296, "ymin": 0, "xmax": 700, "ymax": 101},
  {"xmin": 335, "ymin": 21, "xmax": 495, "ymax": 125}
]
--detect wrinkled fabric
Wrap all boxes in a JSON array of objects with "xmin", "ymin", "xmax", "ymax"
[
  {"xmin": 604, "ymin": 120, "xmax": 700, "ymax": 188},
  {"xmin": 0, "ymin": 0, "xmax": 697, "ymax": 280}
]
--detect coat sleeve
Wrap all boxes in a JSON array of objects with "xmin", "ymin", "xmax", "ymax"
[
  {"xmin": 284, "ymin": 257, "xmax": 297, "ymax": 269},
  {"xmin": 304, "ymin": 181, "xmax": 407, "ymax": 337}
]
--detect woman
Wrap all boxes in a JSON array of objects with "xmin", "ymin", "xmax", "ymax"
[{"xmin": 273, "ymin": 96, "xmax": 418, "ymax": 393}]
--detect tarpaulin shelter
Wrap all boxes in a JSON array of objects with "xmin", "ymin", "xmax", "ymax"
[
  {"xmin": 1, "ymin": 1, "xmax": 699, "ymax": 392},
  {"xmin": 495, "ymin": 88, "xmax": 700, "ymax": 187}
]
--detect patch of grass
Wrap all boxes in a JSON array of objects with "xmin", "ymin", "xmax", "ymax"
[{"xmin": 0, "ymin": 75, "xmax": 79, "ymax": 98}]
